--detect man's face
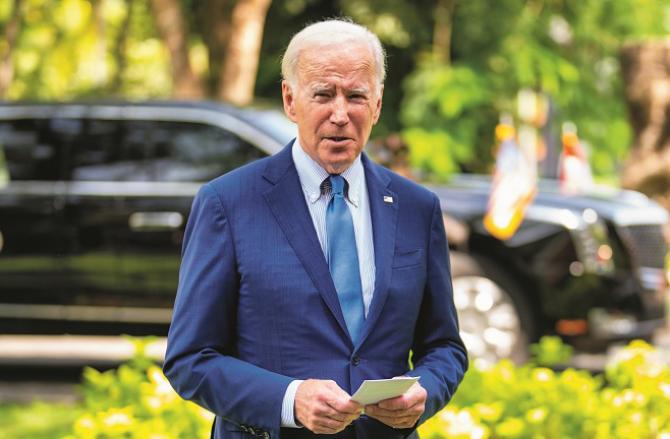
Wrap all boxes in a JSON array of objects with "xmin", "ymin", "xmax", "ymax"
[{"xmin": 282, "ymin": 42, "xmax": 383, "ymax": 174}]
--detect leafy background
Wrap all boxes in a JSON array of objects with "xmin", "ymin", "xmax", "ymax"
[{"xmin": 2, "ymin": 0, "xmax": 670, "ymax": 181}]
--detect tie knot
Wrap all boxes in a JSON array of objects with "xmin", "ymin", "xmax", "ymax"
[{"xmin": 328, "ymin": 174, "xmax": 345, "ymax": 196}]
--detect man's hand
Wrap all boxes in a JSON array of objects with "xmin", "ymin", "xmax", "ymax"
[
  {"xmin": 295, "ymin": 379, "xmax": 362, "ymax": 434},
  {"xmin": 364, "ymin": 382, "xmax": 427, "ymax": 429}
]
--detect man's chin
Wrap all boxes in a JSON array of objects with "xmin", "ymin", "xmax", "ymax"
[{"xmin": 321, "ymin": 154, "xmax": 359, "ymax": 174}]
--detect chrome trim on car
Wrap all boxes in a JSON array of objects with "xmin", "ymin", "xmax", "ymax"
[
  {"xmin": 129, "ymin": 211, "xmax": 184, "ymax": 231},
  {"xmin": 0, "ymin": 180, "xmax": 66, "ymax": 196},
  {"xmin": 0, "ymin": 180, "xmax": 202, "ymax": 198},
  {"xmin": 638, "ymin": 267, "xmax": 666, "ymax": 291},
  {"xmin": 525, "ymin": 205, "xmax": 583, "ymax": 230},
  {"xmin": 0, "ymin": 335, "xmax": 166, "ymax": 365},
  {"xmin": 65, "ymin": 181, "xmax": 202, "ymax": 197},
  {"xmin": 613, "ymin": 207, "xmax": 669, "ymax": 227},
  {"xmin": 0, "ymin": 303, "xmax": 173, "ymax": 323},
  {"xmin": 524, "ymin": 205, "xmax": 615, "ymax": 274}
]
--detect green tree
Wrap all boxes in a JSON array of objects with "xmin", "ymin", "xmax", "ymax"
[
  {"xmin": 402, "ymin": 0, "xmax": 670, "ymax": 181},
  {"xmin": 0, "ymin": 0, "xmax": 173, "ymax": 99},
  {"xmin": 0, "ymin": 0, "xmax": 274, "ymax": 103}
]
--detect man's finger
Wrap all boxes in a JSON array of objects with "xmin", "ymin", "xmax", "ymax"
[
  {"xmin": 368, "ymin": 413, "xmax": 419, "ymax": 429},
  {"xmin": 377, "ymin": 396, "xmax": 411, "ymax": 411},
  {"xmin": 314, "ymin": 402, "xmax": 353, "ymax": 422},
  {"xmin": 302, "ymin": 406, "xmax": 353, "ymax": 433},
  {"xmin": 311, "ymin": 416, "xmax": 350, "ymax": 434},
  {"xmin": 322, "ymin": 381, "xmax": 362, "ymax": 414},
  {"xmin": 378, "ymin": 382, "xmax": 426, "ymax": 410},
  {"xmin": 295, "ymin": 379, "xmax": 363, "ymax": 433},
  {"xmin": 327, "ymin": 396, "xmax": 362, "ymax": 415},
  {"xmin": 365, "ymin": 400, "xmax": 423, "ymax": 418},
  {"xmin": 310, "ymin": 405, "xmax": 358, "ymax": 434}
]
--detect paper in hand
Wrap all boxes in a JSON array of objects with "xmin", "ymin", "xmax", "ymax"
[{"xmin": 350, "ymin": 376, "xmax": 419, "ymax": 405}]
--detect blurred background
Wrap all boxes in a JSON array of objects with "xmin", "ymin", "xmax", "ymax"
[
  {"xmin": 2, "ymin": 0, "xmax": 670, "ymax": 438},
  {"xmin": 2, "ymin": 0, "xmax": 670, "ymax": 190}
]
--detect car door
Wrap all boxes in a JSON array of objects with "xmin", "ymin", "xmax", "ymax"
[
  {"xmin": 115, "ymin": 117, "xmax": 268, "ymax": 318},
  {"xmin": 59, "ymin": 114, "xmax": 132, "ymax": 326},
  {"xmin": 61, "ymin": 108, "xmax": 269, "ymax": 334},
  {"xmin": 0, "ymin": 114, "xmax": 71, "ymax": 332}
]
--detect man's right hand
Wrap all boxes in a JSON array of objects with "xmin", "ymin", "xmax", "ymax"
[{"xmin": 294, "ymin": 379, "xmax": 362, "ymax": 434}]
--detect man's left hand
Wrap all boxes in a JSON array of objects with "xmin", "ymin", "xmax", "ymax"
[{"xmin": 364, "ymin": 382, "xmax": 427, "ymax": 429}]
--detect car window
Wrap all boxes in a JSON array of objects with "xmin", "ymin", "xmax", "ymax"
[
  {"xmin": 238, "ymin": 109, "xmax": 297, "ymax": 148},
  {"xmin": 70, "ymin": 119, "xmax": 267, "ymax": 182},
  {"xmin": 0, "ymin": 118, "xmax": 69, "ymax": 181},
  {"xmin": 69, "ymin": 119, "xmax": 129, "ymax": 181}
]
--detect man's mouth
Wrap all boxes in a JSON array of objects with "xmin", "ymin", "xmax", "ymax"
[{"xmin": 324, "ymin": 136, "xmax": 351, "ymax": 142}]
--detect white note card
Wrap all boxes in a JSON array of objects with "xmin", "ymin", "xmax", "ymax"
[{"xmin": 350, "ymin": 376, "xmax": 419, "ymax": 405}]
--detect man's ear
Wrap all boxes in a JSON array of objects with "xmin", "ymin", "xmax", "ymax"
[
  {"xmin": 372, "ymin": 84, "xmax": 384, "ymax": 125},
  {"xmin": 282, "ymin": 80, "xmax": 298, "ymax": 123}
]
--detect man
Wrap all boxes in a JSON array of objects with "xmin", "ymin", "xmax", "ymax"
[{"xmin": 163, "ymin": 19, "xmax": 467, "ymax": 439}]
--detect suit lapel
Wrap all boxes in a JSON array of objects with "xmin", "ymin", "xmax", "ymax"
[
  {"xmin": 357, "ymin": 154, "xmax": 398, "ymax": 348},
  {"xmin": 262, "ymin": 142, "xmax": 351, "ymax": 342}
]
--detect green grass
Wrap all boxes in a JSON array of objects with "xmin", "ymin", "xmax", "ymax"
[{"xmin": 0, "ymin": 402, "xmax": 79, "ymax": 439}]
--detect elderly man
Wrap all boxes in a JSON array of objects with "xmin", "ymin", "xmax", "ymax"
[{"xmin": 164, "ymin": 19, "xmax": 467, "ymax": 439}]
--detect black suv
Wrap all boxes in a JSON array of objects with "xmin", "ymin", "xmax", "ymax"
[{"xmin": 0, "ymin": 101, "xmax": 667, "ymax": 364}]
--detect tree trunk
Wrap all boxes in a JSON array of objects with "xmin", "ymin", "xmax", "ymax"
[
  {"xmin": 200, "ymin": 0, "xmax": 230, "ymax": 96},
  {"xmin": 149, "ymin": 0, "xmax": 204, "ymax": 98},
  {"xmin": 620, "ymin": 39, "xmax": 670, "ymax": 211},
  {"xmin": 110, "ymin": 0, "xmax": 133, "ymax": 94},
  {"xmin": 0, "ymin": 0, "xmax": 22, "ymax": 98},
  {"xmin": 218, "ymin": 0, "xmax": 272, "ymax": 105},
  {"xmin": 433, "ymin": 0, "xmax": 457, "ymax": 63},
  {"xmin": 91, "ymin": 0, "xmax": 108, "ymax": 86}
]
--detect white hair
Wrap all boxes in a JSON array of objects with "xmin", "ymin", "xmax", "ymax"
[{"xmin": 281, "ymin": 19, "xmax": 386, "ymax": 90}]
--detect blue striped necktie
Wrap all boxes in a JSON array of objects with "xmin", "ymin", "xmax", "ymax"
[{"xmin": 326, "ymin": 175, "xmax": 365, "ymax": 344}]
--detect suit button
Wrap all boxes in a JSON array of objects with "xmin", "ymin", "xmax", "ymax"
[{"xmin": 352, "ymin": 356, "xmax": 360, "ymax": 366}]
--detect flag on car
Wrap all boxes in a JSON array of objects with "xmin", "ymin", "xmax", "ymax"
[
  {"xmin": 484, "ymin": 119, "xmax": 537, "ymax": 240},
  {"xmin": 558, "ymin": 124, "xmax": 593, "ymax": 194}
]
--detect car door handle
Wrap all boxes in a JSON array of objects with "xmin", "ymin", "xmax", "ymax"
[{"xmin": 128, "ymin": 212, "xmax": 184, "ymax": 231}]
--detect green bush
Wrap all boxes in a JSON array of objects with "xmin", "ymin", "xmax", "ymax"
[
  {"xmin": 0, "ymin": 401, "xmax": 78, "ymax": 439},
  {"xmin": 63, "ymin": 339, "xmax": 213, "ymax": 439},
  {"xmin": 418, "ymin": 339, "xmax": 670, "ymax": 438},
  {"xmin": 57, "ymin": 337, "xmax": 670, "ymax": 438},
  {"xmin": 530, "ymin": 335, "xmax": 574, "ymax": 367}
]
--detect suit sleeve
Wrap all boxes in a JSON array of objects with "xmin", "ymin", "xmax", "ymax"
[
  {"xmin": 163, "ymin": 183, "xmax": 293, "ymax": 431},
  {"xmin": 404, "ymin": 194, "xmax": 468, "ymax": 424}
]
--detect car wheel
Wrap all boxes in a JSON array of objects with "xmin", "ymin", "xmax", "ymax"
[{"xmin": 449, "ymin": 251, "xmax": 535, "ymax": 366}]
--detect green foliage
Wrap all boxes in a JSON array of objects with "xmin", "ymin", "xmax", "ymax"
[
  {"xmin": 63, "ymin": 338, "xmax": 213, "ymax": 439},
  {"xmin": 402, "ymin": 0, "xmax": 670, "ymax": 180},
  {"xmin": 3, "ymin": 0, "xmax": 668, "ymax": 177},
  {"xmin": 0, "ymin": 402, "xmax": 78, "ymax": 439},
  {"xmin": 530, "ymin": 335, "xmax": 574, "ymax": 367},
  {"xmin": 3, "ymin": 337, "xmax": 670, "ymax": 438},
  {"xmin": 2, "ymin": 0, "xmax": 171, "ymax": 99},
  {"xmin": 418, "ymin": 339, "xmax": 670, "ymax": 438},
  {"xmin": 402, "ymin": 63, "xmax": 496, "ymax": 178}
]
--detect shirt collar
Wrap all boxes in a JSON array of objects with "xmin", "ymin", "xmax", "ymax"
[{"xmin": 292, "ymin": 138, "xmax": 363, "ymax": 207}]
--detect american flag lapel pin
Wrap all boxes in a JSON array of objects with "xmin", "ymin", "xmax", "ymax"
[{"xmin": 383, "ymin": 195, "xmax": 393, "ymax": 204}]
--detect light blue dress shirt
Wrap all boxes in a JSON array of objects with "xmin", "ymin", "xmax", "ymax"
[{"xmin": 280, "ymin": 139, "xmax": 376, "ymax": 427}]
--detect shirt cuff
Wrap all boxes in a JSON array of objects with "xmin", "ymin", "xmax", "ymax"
[{"xmin": 281, "ymin": 380, "xmax": 304, "ymax": 428}]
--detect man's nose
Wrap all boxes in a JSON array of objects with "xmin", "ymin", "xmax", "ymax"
[{"xmin": 329, "ymin": 96, "xmax": 349, "ymax": 126}]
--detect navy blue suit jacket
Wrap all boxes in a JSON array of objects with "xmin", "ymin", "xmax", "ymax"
[{"xmin": 163, "ymin": 142, "xmax": 468, "ymax": 439}]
